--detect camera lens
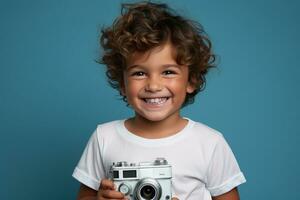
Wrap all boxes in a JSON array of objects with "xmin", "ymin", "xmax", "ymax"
[
  {"xmin": 135, "ymin": 178, "xmax": 161, "ymax": 200},
  {"xmin": 140, "ymin": 185, "xmax": 156, "ymax": 199}
]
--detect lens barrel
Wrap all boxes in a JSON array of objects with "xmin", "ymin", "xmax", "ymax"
[
  {"xmin": 140, "ymin": 185, "xmax": 156, "ymax": 199},
  {"xmin": 134, "ymin": 178, "xmax": 162, "ymax": 200}
]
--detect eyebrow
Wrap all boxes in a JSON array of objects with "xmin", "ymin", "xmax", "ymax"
[{"xmin": 126, "ymin": 64, "xmax": 182, "ymax": 70}]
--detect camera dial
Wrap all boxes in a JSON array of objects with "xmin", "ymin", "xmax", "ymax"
[
  {"xmin": 116, "ymin": 161, "xmax": 128, "ymax": 167},
  {"xmin": 118, "ymin": 183, "xmax": 132, "ymax": 195},
  {"xmin": 154, "ymin": 158, "xmax": 168, "ymax": 165}
]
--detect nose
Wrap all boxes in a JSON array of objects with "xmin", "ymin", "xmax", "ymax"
[{"xmin": 145, "ymin": 76, "xmax": 163, "ymax": 92}]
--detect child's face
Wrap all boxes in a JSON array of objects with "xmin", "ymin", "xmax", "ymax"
[{"xmin": 122, "ymin": 42, "xmax": 195, "ymax": 122}]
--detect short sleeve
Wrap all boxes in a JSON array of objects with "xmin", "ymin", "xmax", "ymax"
[
  {"xmin": 72, "ymin": 128, "xmax": 105, "ymax": 190},
  {"xmin": 206, "ymin": 135, "xmax": 246, "ymax": 196}
]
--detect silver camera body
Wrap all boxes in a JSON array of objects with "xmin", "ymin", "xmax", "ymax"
[{"xmin": 110, "ymin": 158, "xmax": 172, "ymax": 200}]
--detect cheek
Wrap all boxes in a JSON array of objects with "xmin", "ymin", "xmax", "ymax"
[
  {"xmin": 167, "ymin": 78, "xmax": 189, "ymax": 92},
  {"xmin": 125, "ymin": 81, "xmax": 141, "ymax": 97}
]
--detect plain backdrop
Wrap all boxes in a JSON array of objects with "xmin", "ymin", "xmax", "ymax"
[{"xmin": 1, "ymin": 0, "xmax": 299, "ymax": 199}]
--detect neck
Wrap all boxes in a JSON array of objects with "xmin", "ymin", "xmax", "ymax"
[{"xmin": 125, "ymin": 113, "xmax": 187, "ymax": 139}]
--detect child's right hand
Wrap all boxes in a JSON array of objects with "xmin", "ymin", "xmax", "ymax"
[{"xmin": 97, "ymin": 179, "xmax": 127, "ymax": 200}]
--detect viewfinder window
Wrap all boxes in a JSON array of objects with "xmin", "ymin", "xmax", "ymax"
[
  {"xmin": 123, "ymin": 170, "xmax": 137, "ymax": 178},
  {"xmin": 113, "ymin": 171, "xmax": 119, "ymax": 178}
]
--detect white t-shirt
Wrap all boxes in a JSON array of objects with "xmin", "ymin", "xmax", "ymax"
[{"xmin": 72, "ymin": 118, "xmax": 246, "ymax": 199}]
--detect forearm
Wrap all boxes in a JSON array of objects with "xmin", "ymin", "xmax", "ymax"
[
  {"xmin": 77, "ymin": 184, "xmax": 97, "ymax": 200},
  {"xmin": 78, "ymin": 197, "xmax": 97, "ymax": 200},
  {"xmin": 212, "ymin": 188, "xmax": 240, "ymax": 200}
]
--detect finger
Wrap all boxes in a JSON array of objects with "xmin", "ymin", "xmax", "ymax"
[
  {"xmin": 172, "ymin": 197, "xmax": 179, "ymax": 200},
  {"xmin": 101, "ymin": 189, "xmax": 125, "ymax": 199},
  {"xmin": 97, "ymin": 192, "xmax": 125, "ymax": 200},
  {"xmin": 97, "ymin": 196, "xmax": 122, "ymax": 200},
  {"xmin": 99, "ymin": 179, "xmax": 115, "ymax": 190},
  {"xmin": 98, "ymin": 198, "xmax": 127, "ymax": 200}
]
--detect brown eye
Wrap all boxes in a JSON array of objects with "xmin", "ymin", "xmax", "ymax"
[
  {"xmin": 163, "ymin": 70, "xmax": 176, "ymax": 75},
  {"xmin": 132, "ymin": 71, "xmax": 145, "ymax": 76}
]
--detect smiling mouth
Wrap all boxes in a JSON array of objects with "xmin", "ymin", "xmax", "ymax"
[{"xmin": 142, "ymin": 97, "xmax": 170, "ymax": 105}]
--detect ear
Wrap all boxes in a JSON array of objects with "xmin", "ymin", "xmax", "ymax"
[
  {"xmin": 186, "ymin": 82, "xmax": 196, "ymax": 94},
  {"xmin": 119, "ymin": 75, "xmax": 127, "ymax": 96},
  {"xmin": 120, "ymin": 84, "xmax": 126, "ymax": 96},
  {"xmin": 186, "ymin": 75, "xmax": 197, "ymax": 94}
]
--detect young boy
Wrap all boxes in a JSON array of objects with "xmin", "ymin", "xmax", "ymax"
[{"xmin": 73, "ymin": 2, "xmax": 246, "ymax": 200}]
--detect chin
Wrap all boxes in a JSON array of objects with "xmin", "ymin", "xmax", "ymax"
[
  {"xmin": 145, "ymin": 116, "xmax": 166, "ymax": 122},
  {"xmin": 138, "ymin": 112, "xmax": 172, "ymax": 122}
]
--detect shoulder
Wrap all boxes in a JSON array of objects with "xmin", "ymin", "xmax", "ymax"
[
  {"xmin": 96, "ymin": 120, "xmax": 121, "ymax": 132},
  {"xmin": 190, "ymin": 119, "xmax": 223, "ymax": 139},
  {"xmin": 91, "ymin": 120, "xmax": 122, "ymax": 142},
  {"xmin": 187, "ymin": 119, "xmax": 225, "ymax": 148}
]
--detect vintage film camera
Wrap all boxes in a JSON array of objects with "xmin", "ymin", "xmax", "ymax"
[{"xmin": 110, "ymin": 158, "xmax": 172, "ymax": 200}]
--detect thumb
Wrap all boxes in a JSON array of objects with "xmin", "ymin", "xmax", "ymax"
[
  {"xmin": 172, "ymin": 198, "xmax": 179, "ymax": 200},
  {"xmin": 99, "ymin": 179, "xmax": 115, "ymax": 190}
]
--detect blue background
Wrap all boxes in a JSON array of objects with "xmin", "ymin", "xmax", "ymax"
[{"xmin": 1, "ymin": 0, "xmax": 299, "ymax": 199}]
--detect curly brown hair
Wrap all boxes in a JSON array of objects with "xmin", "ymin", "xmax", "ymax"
[{"xmin": 99, "ymin": 1, "xmax": 216, "ymax": 106}]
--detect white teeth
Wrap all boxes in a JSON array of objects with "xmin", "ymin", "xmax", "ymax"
[{"xmin": 144, "ymin": 97, "xmax": 168, "ymax": 104}]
